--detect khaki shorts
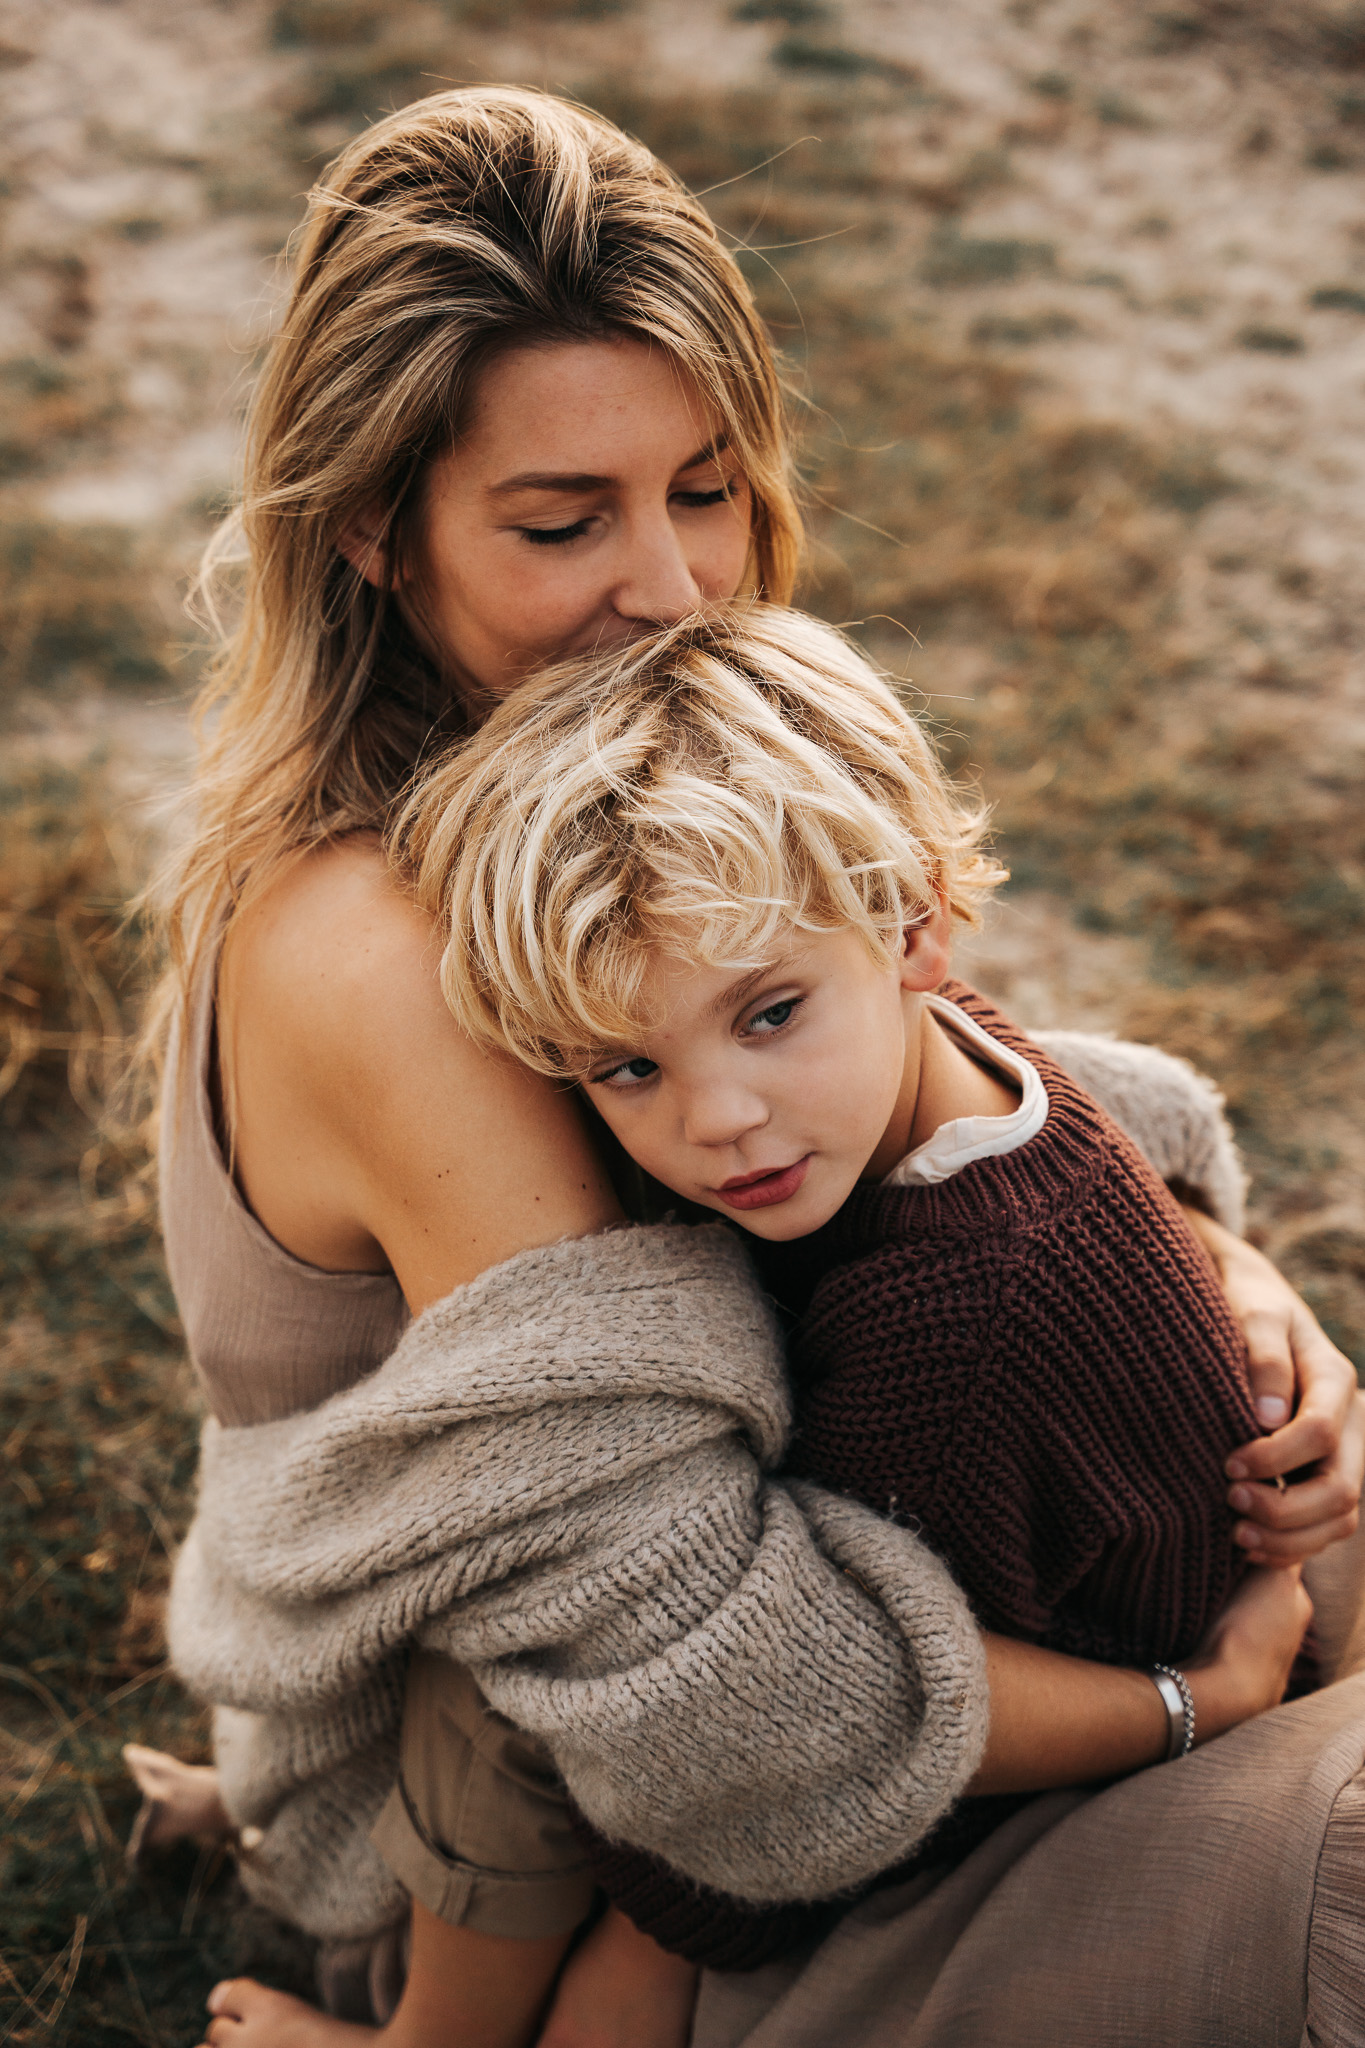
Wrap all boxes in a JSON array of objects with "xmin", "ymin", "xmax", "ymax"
[{"xmin": 369, "ymin": 1652, "xmax": 595, "ymax": 1939}]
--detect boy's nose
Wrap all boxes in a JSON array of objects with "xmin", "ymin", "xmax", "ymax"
[{"xmin": 681, "ymin": 1083, "xmax": 769, "ymax": 1150}]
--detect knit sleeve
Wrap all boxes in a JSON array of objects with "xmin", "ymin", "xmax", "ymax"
[
  {"xmin": 790, "ymin": 1237, "xmax": 1077, "ymax": 1644},
  {"xmin": 1029, "ymin": 1030, "xmax": 1246, "ymax": 1234},
  {"xmin": 576, "ymin": 1825, "xmax": 840, "ymax": 1970}
]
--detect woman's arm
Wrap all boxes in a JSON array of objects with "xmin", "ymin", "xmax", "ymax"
[{"xmin": 535, "ymin": 1568, "xmax": 1310, "ymax": 2048}]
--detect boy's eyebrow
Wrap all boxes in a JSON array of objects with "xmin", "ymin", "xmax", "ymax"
[
  {"xmin": 702, "ymin": 962, "xmax": 778, "ymax": 1021},
  {"xmin": 486, "ymin": 436, "xmax": 730, "ymax": 498}
]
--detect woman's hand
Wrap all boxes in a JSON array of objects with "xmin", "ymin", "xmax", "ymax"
[
  {"xmin": 536, "ymin": 1907, "xmax": 697, "ymax": 2048},
  {"xmin": 1183, "ymin": 1208, "xmax": 1363, "ymax": 1565},
  {"xmin": 1183, "ymin": 1563, "xmax": 1314, "ymax": 1740}
]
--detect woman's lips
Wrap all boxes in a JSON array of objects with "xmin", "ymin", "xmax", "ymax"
[{"xmin": 715, "ymin": 1157, "xmax": 811, "ymax": 1211}]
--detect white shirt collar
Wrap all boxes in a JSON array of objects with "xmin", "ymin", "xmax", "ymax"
[{"xmin": 883, "ymin": 994, "xmax": 1049, "ymax": 1189}]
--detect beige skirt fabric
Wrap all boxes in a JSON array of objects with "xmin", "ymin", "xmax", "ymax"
[{"xmin": 695, "ymin": 1530, "xmax": 1365, "ymax": 2048}]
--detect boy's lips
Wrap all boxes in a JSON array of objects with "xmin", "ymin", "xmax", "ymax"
[{"xmin": 715, "ymin": 1156, "xmax": 811, "ymax": 1211}]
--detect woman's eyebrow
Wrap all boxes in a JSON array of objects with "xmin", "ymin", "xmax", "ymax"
[
  {"xmin": 486, "ymin": 436, "xmax": 731, "ymax": 498},
  {"xmin": 487, "ymin": 468, "xmax": 612, "ymax": 497}
]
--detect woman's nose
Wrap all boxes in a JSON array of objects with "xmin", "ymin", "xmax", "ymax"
[{"xmin": 611, "ymin": 511, "xmax": 704, "ymax": 625}]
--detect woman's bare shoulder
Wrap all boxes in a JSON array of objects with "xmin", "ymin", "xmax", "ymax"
[
  {"xmin": 221, "ymin": 833, "xmax": 433, "ymax": 1031},
  {"xmin": 220, "ymin": 835, "xmax": 619, "ymax": 1306},
  {"xmin": 220, "ymin": 831, "xmax": 536, "ymax": 1148}
]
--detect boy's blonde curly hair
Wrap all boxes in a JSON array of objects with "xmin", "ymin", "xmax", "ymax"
[{"xmin": 392, "ymin": 607, "xmax": 1006, "ymax": 1078}]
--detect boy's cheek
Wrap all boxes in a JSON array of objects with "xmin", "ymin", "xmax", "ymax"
[{"xmin": 598, "ymin": 1112, "xmax": 696, "ymax": 1203}]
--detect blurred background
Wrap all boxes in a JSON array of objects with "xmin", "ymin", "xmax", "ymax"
[{"xmin": 2, "ymin": 0, "xmax": 1363, "ymax": 2036}]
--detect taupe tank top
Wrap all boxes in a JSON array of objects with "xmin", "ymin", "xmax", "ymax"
[{"xmin": 160, "ymin": 957, "xmax": 410, "ymax": 1428}]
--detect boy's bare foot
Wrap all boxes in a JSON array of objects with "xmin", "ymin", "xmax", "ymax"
[
  {"xmin": 122, "ymin": 1744, "xmax": 235, "ymax": 1865},
  {"xmin": 198, "ymin": 1979, "xmax": 375, "ymax": 2047}
]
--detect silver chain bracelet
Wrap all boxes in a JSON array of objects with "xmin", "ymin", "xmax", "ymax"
[{"xmin": 1149, "ymin": 1663, "xmax": 1196, "ymax": 1760}]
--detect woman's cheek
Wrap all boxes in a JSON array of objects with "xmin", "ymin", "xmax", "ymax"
[{"xmin": 704, "ymin": 515, "xmax": 754, "ymax": 601}]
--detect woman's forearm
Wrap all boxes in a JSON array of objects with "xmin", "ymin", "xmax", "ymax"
[
  {"xmin": 970, "ymin": 1638, "xmax": 1167, "ymax": 1794},
  {"xmin": 973, "ymin": 1563, "xmax": 1312, "ymax": 1796}
]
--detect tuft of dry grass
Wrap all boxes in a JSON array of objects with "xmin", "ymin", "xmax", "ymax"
[
  {"xmin": 0, "ymin": 768, "xmax": 150, "ymax": 1127},
  {"xmin": 0, "ymin": 351, "xmax": 122, "ymax": 485}
]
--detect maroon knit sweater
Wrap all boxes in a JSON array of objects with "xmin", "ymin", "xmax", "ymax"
[{"xmin": 584, "ymin": 983, "xmax": 1259, "ymax": 1969}]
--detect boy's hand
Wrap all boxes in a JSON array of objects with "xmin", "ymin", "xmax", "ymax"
[
  {"xmin": 537, "ymin": 1907, "xmax": 697, "ymax": 2048},
  {"xmin": 1183, "ymin": 1209, "xmax": 1363, "ymax": 1564}
]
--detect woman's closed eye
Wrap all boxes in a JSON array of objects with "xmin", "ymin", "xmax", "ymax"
[
  {"xmin": 592, "ymin": 1054, "xmax": 660, "ymax": 1090},
  {"xmin": 519, "ymin": 517, "xmax": 594, "ymax": 547},
  {"xmin": 674, "ymin": 485, "xmax": 731, "ymax": 509}
]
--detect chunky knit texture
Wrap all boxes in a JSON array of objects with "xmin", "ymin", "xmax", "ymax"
[
  {"xmin": 168, "ymin": 1222, "xmax": 988, "ymax": 1940},
  {"xmin": 590, "ymin": 985, "xmax": 1258, "ymax": 1969},
  {"xmin": 1027, "ymin": 1026, "xmax": 1246, "ymax": 1237}
]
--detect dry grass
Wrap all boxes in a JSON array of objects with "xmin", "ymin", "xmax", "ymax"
[{"xmin": 0, "ymin": 770, "xmax": 316, "ymax": 2043}]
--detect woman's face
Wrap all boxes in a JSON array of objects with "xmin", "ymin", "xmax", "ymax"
[{"xmin": 408, "ymin": 336, "xmax": 754, "ymax": 703}]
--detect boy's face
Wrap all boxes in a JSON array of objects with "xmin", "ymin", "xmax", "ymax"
[{"xmin": 582, "ymin": 918, "xmax": 947, "ymax": 1241}]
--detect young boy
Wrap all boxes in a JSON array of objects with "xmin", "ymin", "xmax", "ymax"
[{"xmin": 392, "ymin": 602, "xmax": 1268, "ymax": 1971}]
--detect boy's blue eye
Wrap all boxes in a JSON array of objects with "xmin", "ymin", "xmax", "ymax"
[
  {"xmin": 596, "ymin": 1055, "xmax": 659, "ymax": 1089},
  {"xmin": 746, "ymin": 999, "xmax": 798, "ymax": 1035}
]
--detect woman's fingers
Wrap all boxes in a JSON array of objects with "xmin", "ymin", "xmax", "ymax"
[
  {"xmin": 1228, "ymin": 1357, "xmax": 1361, "ymax": 1489},
  {"xmin": 1188, "ymin": 1563, "xmax": 1312, "ymax": 1723},
  {"xmin": 1237, "ymin": 1304, "xmax": 1296, "ymax": 1428},
  {"xmin": 1226, "ymin": 1283, "xmax": 1358, "ymax": 1478},
  {"xmin": 1228, "ymin": 1392, "xmax": 1363, "ymax": 1562},
  {"xmin": 1233, "ymin": 1511, "xmax": 1360, "ymax": 1567},
  {"xmin": 1236, "ymin": 1294, "xmax": 1350, "ymax": 1490},
  {"xmin": 1185, "ymin": 1210, "xmax": 1356, "ymax": 1505},
  {"xmin": 1183, "ymin": 1208, "xmax": 1298, "ymax": 1429},
  {"xmin": 1231, "ymin": 1460, "xmax": 1361, "ymax": 1536}
]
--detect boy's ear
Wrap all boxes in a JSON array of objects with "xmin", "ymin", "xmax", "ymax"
[
  {"xmin": 337, "ymin": 504, "xmax": 399, "ymax": 590},
  {"xmin": 896, "ymin": 894, "xmax": 953, "ymax": 993}
]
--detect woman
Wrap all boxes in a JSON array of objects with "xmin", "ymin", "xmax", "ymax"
[{"xmin": 143, "ymin": 86, "xmax": 1363, "ymax": 2048}]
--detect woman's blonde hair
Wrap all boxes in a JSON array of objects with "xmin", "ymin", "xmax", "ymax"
[
  {"xmin": 154, "ymin": 84, "xmax": 802, "ymax": 1031},
  {"xmin": 394, "ymin": 606, "xmax": 1005, "ymax": 1078}
]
